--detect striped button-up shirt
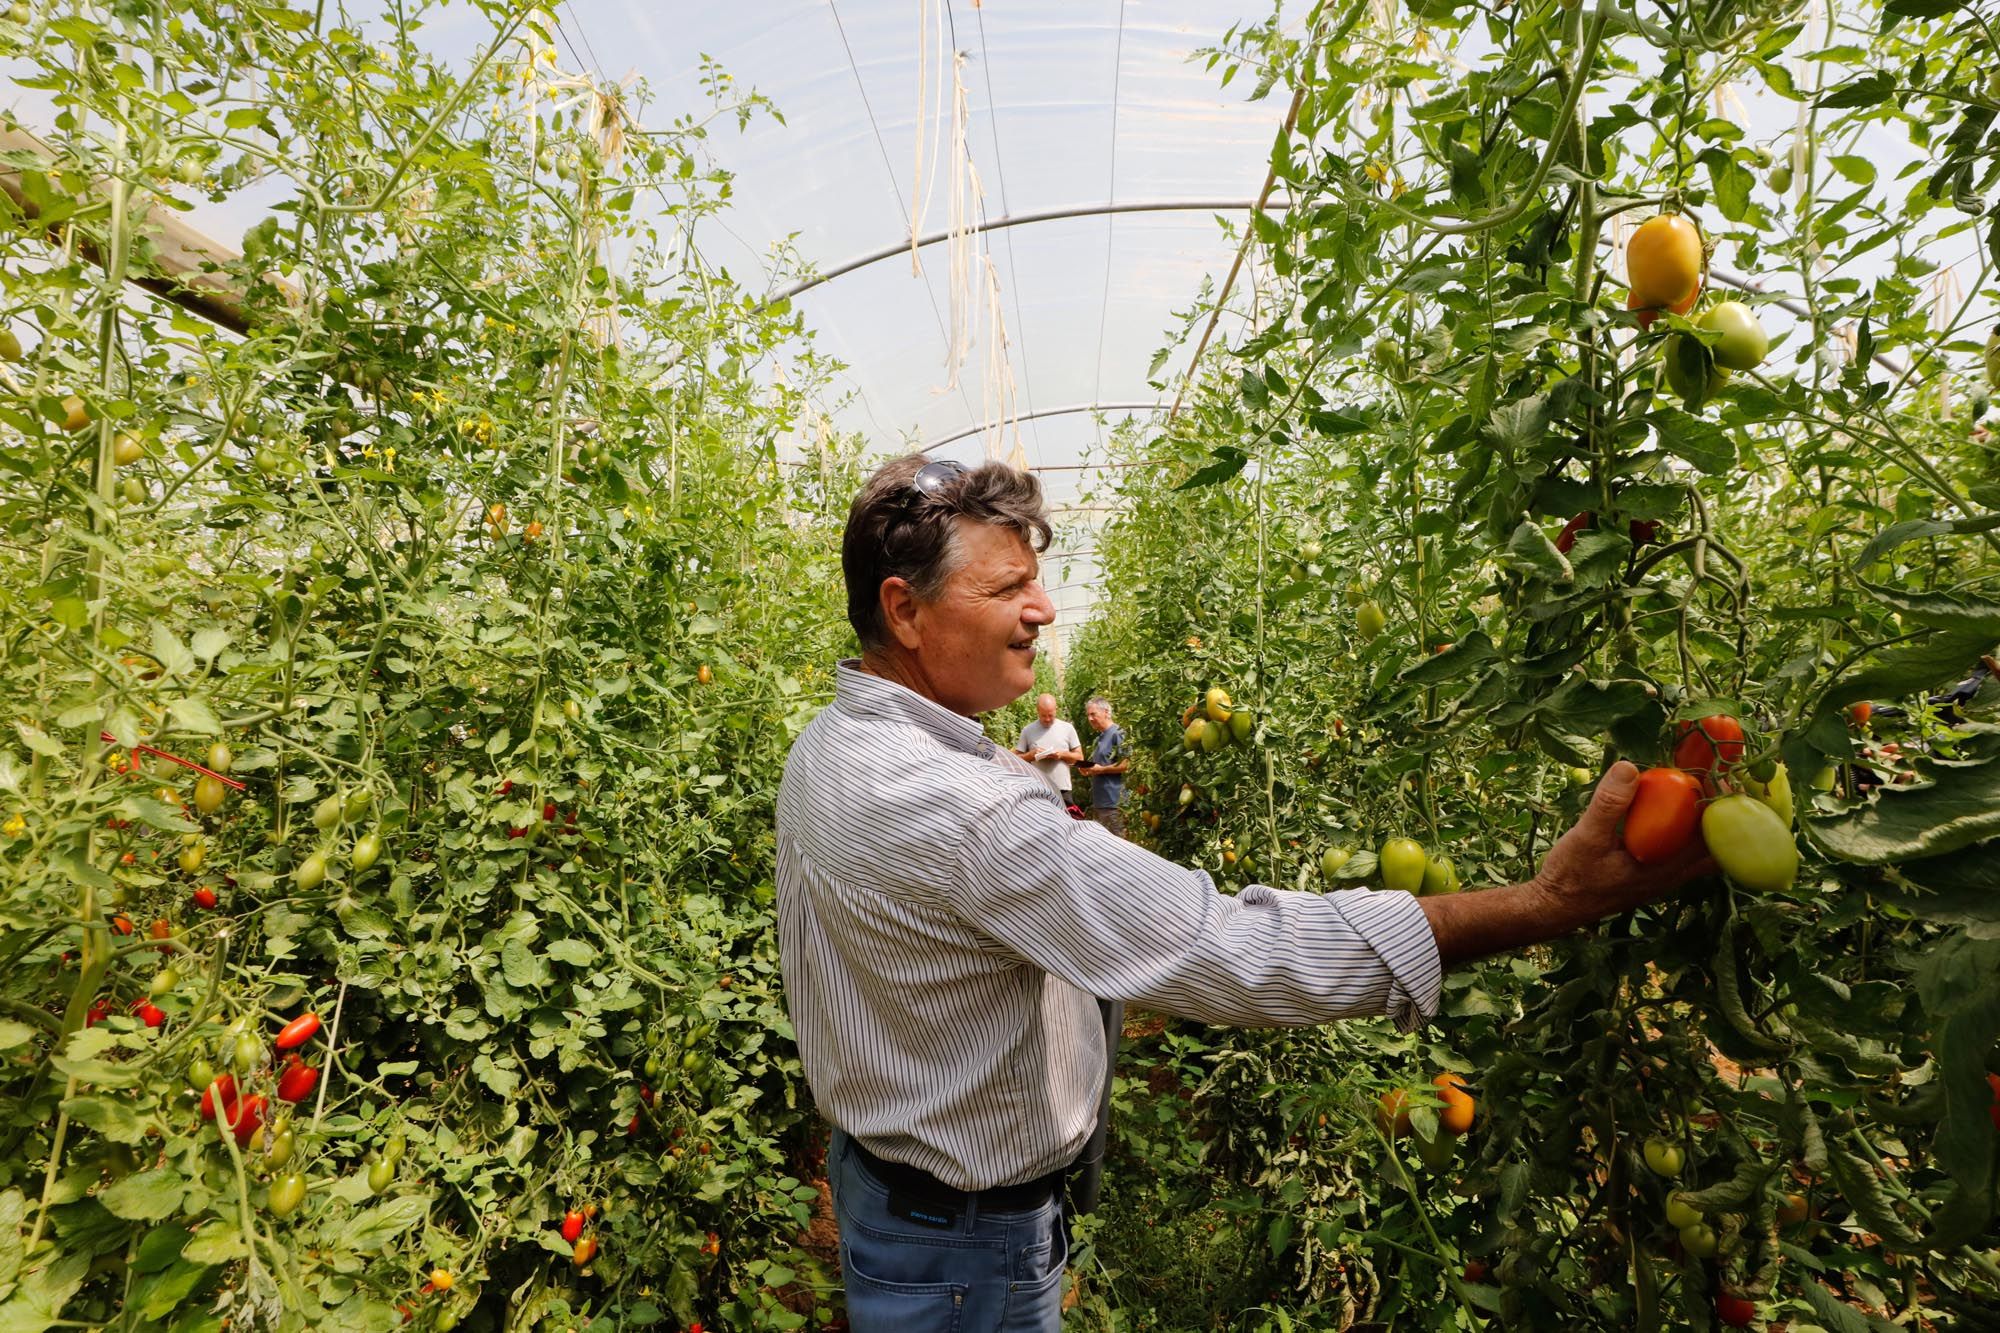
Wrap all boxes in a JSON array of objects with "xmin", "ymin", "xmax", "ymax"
[{"xmin": 775, "ymin": 661, "xmax": 1442, "ymax": 1191}]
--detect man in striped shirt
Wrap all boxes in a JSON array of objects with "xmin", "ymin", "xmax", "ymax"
[{"xmin": 776, "ymin": 455, "xmax": 1714, "ymax": 1331}]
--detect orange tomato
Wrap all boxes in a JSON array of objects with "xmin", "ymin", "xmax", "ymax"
[
  {"xmin": 1622, "ymin": 768, "xmax": 1703, "ymax": 863},
  {"xmin": 1433, "ymin": 1072, "xmax": 1475, "ymax": 1135},
  {"xmin": 1377, "ymin": 1088, "xmax": 1412, "ymax": 1138},
  {"xmin": 1627, "ymin": 282, "xmax": 1699, "ymax": 331},
  {"xmin": 1627, "ymin": 214, "xmax": 1704, "ymax": 310}
]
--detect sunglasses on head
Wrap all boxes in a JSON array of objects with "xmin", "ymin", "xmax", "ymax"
[{"xmin": 909, "ymin": 458, "xmax": 967, "ymax": 500}]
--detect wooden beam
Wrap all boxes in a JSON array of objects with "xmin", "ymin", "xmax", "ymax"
[{"xmin": 0, "ymin": 125, "xmax": 293, "ymax": 335}]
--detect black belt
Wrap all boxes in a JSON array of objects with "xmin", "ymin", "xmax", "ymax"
[{"xmin": 846, "ymin": 1134, "xmax": 1066, "ymax": 1214}]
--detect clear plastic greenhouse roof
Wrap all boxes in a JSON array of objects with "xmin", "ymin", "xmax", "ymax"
[
  {"xmin": 5, "ymin": 0, "xmax": 1985, "ymax": 648},
  {"xmin": 608, "ymin": 0, "xmax": 1317, "ymax": 637}
]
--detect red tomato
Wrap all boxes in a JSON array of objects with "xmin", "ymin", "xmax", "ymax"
[
  {"xmin": 135, "ymin": 1001, "xmax": 166, "ymax": 1028},
  {"xmin": 1623, "ymin": 768, "xmax": 1704, "ymax": 863},
  {"xmin": 1715, "ymin": 1293, "xmax": 1756, "ymax": 1327},
  {"xmin": 1555, "ymin": 513, "xmax": 1591, "ymax": 554},
  {"xmin": 542, "ymin": 802, "xmax": 557, "ymax": 822},
  {"xmin": 192, "ymin": 886, "xmax": 218, "ymax": 910},
  {"xmin": 199, "ymin": 1074, "xmax": 239, "ymax": 1120},
  {"xmin": 1672, "ymin": 715, "xmax": 1746, "ymax": 772},
  {"xmin": 1462, "ymin": 1260, "xmax": 1489, "ymax": 1283},
  {"xmin": 1848, "ymin": 701, "xmax": 1873, "ymax": 728},
  {"xmin": 1987, "ymin": 1072, "xmax": 1999, "ymax": 1131},
  {"xmin": 560, "ymin": 1210, "xmax": 585, "ymax": 1243},
  {"xmin": 276, "ymin": 1060, "xmax": 320, "ymax": 1104},
  {"xmin": 274, "ymin": 1012, "xmax": 322, "ymax": 1051},
  {"xmin": 226, "ymin": 1094, "xmax": 267, "ymax": 1148}
]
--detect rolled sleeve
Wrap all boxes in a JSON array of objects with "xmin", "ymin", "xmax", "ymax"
[
  {"xmin": 953, "ymin": 781, "xmax": 1444, "ymax": 1030},
  {"xmin": 1318, "ymin": 886, "xmax": 1443, "ymax": 1032}
]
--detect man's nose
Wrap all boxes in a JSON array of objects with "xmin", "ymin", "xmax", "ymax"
[{"xmin": 1024, "ymin": 581, "xmax": 1056, "ymax": 626}]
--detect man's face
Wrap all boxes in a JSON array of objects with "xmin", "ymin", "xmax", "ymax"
[
  {"xmin": 1037, "ymin": 694, "xmax": 1057, "ymax": 725},
  {"xmin": 904, "ymin": 521, "xmax": 1055, "ymax": 716},
  {"xmin": 1087, "ymin": 704, "xmax": 1109, "ymax": 732}
]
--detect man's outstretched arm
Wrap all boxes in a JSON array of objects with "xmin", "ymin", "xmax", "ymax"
[{"xmin": 1419, "ymin": 761, "xmax": 1716, "ymax": 966}]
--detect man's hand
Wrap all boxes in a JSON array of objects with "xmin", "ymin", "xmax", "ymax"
[
  {"xmin": 1531, "ymin": 761, "xmax": 1716, "ymax": 927},
  {"xmin": 1418, "ymin": 761, "xmax": 1715, "ymax": 966},
  {"xmin": 1076, "ymin": 763, "xmax": 1096, "ymax": 776}
]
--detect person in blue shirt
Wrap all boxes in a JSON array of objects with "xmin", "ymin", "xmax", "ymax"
[{"xmin": 1076, "ymin": 697, "xmax": 1129, "ymax": 836}]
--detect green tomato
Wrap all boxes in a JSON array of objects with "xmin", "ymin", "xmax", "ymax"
[
  {"xmin": 1701, "ymin": 794, "xmax": 1799, "ymax": 892},
  {"xmin": 1698, "ymin": 301, "xmax": 1769, "ymax": 372},
  {"xmin": 1811, "ymin": 764, "xmax": 1837, "ymax": 792},
  {"xmin": 1356, "ymin": 601, "xmax": 1387, "ymax": 641},
  {"xmin": 268, "ymin": 1172, "xmax": 307, "ymax": 1217},
  {"xmin": 343, "ymin": 788, "xmax": 372, "ymax": 821},
  {"xmin": 150, "ymin": 967, "xmax": 180, "ymax": 997},
  {"xmin": 1566, "ymin": 766, "xmax": 1592, "ymax": 787},
  {"xmin": 351, "ymin": 832, "xmax": 383, "ymax": 872},
  {"xmin": 1379, "ymin": 838, "xmax": 1427, "ymax": 895},
  {"xmin": 384, "ymin": 1132, "xmax": 406, "ymax": 1166},
  {"xmin": 1738, "ymin": 762, "xmax": 1794, "ymax": 827},
  {"xmin": 296, "ymin": 851, "xmax": 328, "ymax": 892},
  {"xmin": 186, "ymin": 1059, "xmax": 215, "ymax": 1093},
  {"xmin": 1767, "ymin": 161, "xmax": 1793, "ymax": 194},
  {"xmin": 1678, "ymin": 1222, "xmax": 1719, "ymax": 1258},
  {"xmin": 1664, "ymin": 1195, "xmax": 1703, "ymax": 1229},
  {"xmin": 1300, "ymin": 541, "xmax": 1322, "ymax": 562},
  {"xmin": 1198, "ymin": 720, "xmax": 1226, "ymax": 754},
  {"xmin": 1664, "ymin": 333, "xmax": 1731, "ymax": 405},
  {"xmin": 367, "ymin": 1157, "xmax": 395, "ymax": 1195},
  {"xmin": 1182, "ymin": 719, "xmax": 1205, "ymax": 752},
  {"xmin": 1320, "ymin": 846, "xmax": 1352, "ymax": 879},
  {"xmin": 1420, "ymin": 856, "xmax": 1460, "ymax": 896},
  {"xmin": 1228, "ymin": 709, "xmax": 1254, "ymax": 746},
  {"xmin": 1413, "ymin": 1125, "xmax": 1457, "ymax": 1171},
  {"xmin": 266, "ymin": 1128, "xmax": 295, "ymax": 1169},
  {"xmin": 233, "ymin": 1032, "xmax": 263, "ymax": 1074},
  {"xmin": 1643, "ymin": 1137, "xmax": 1684, "ymax": 1178},
  {"xmin": 312, "ymin": 795, "xmax": 343, "ymax": 830}
]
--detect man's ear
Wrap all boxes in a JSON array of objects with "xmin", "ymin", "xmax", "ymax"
[{"xmin": 879, "ymin": 577, "xmax": 924, "ymax": 652}]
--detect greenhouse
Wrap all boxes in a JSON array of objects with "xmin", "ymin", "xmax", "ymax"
[{"xmin": 1, "ymin": 0, "xmax": 1997, "ymax": 1328}]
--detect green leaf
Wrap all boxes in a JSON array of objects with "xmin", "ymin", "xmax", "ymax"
[
  {"xmin": 166, "ymin": 697, "xmax": 222, "ymax": 736},
  {"xmin": 63, "ymin": 1095, "xmax": 148, "ymax": 1144},
  {"xmin": 1502, "ymin": 519, "xmax": 1573, "ymax": 583},
  {"xmin": 1817, "ymin": 71, "xmax": 1895, "ymax": 109},
  {"xmin": 98, "ymin": 1167, "xmax": 184, "ymax": 1221},
  {"xmin": 149, "ymin": 623, "xmax": 194, "ymax": 678},
  {"xmin": 1855, "ymin": 582, "xmax": 2000, "ymax": 636},
  {"xmin": 179, "ymin": 1222, "xmax": 246, "ymax": 1265},
  {"xmin": 1798, "ymin": 1280, "xmax": 1871, "ymax": 1333},
  {"xmin": 1707, "ymin": 155, "xmax": 1754, "ymax": 221},
  {"xmin": 340, "ymin": 1194, "xmax": 432, "ymax": 1252},
  {"xmin": 1809, "ymin": 728, "xmax": 2000, "ymax": 863},
  {"xmin": 134, "ymin": 1258, "xmax": 210, "ymax": 1321},
  {"xmin": 1825, "ymin": 1148, "xmax": 1922, "ymax": 1250},
  {"xmin": 1649, "ymin": 411, "xmax": 1735, "ymax": 474},
  {"xmin": 1398, "ymin": 631, "xmax": 1497, "ymax": 686},
  {"xmin": 1176, "ymin": 448, "xmax": 1248, "ymax": 491},
  {"xmin": 14, "ymin": 722, "xmax": 62, "ymax": 759},
  {"xmin": 1817, "ymin": 630, "xmax": 1996, "ymax": 710},
  {"xmin": 1536, "ymin": 677, "xmax": 1654, "ymax": 734}
]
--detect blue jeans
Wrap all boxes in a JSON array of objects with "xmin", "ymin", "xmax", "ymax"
[{"xmin": 830, "ymin": 1130, "xmax": 1067, "ymax": 1332}]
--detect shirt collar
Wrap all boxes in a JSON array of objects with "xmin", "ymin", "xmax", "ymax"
[{"xmin": 834, "ymin": 659, "xmax": 997, "ymax": 759}]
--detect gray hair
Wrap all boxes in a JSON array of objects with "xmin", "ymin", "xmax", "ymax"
[
  {"xmin": 842, "ymin": 454, "xmax": 1052, "ymax": 652},
  {"xmin": 1086, "ymin": 697, "xmax": 1112, "ymax": 718}
]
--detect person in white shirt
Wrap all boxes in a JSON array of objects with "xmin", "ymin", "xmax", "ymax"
[
  {"xmin": 775, "ymin": 453, "xmax": 1715, "ymax": 1332},
  {"xmin": 1014, "ymin": 693, "xmax": 1083, "ymax": 796}
]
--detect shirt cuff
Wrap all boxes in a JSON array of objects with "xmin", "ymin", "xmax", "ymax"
[{"xmin": 1322, "ymin": 888, "xmax": 1443, "ymax": 1032}]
